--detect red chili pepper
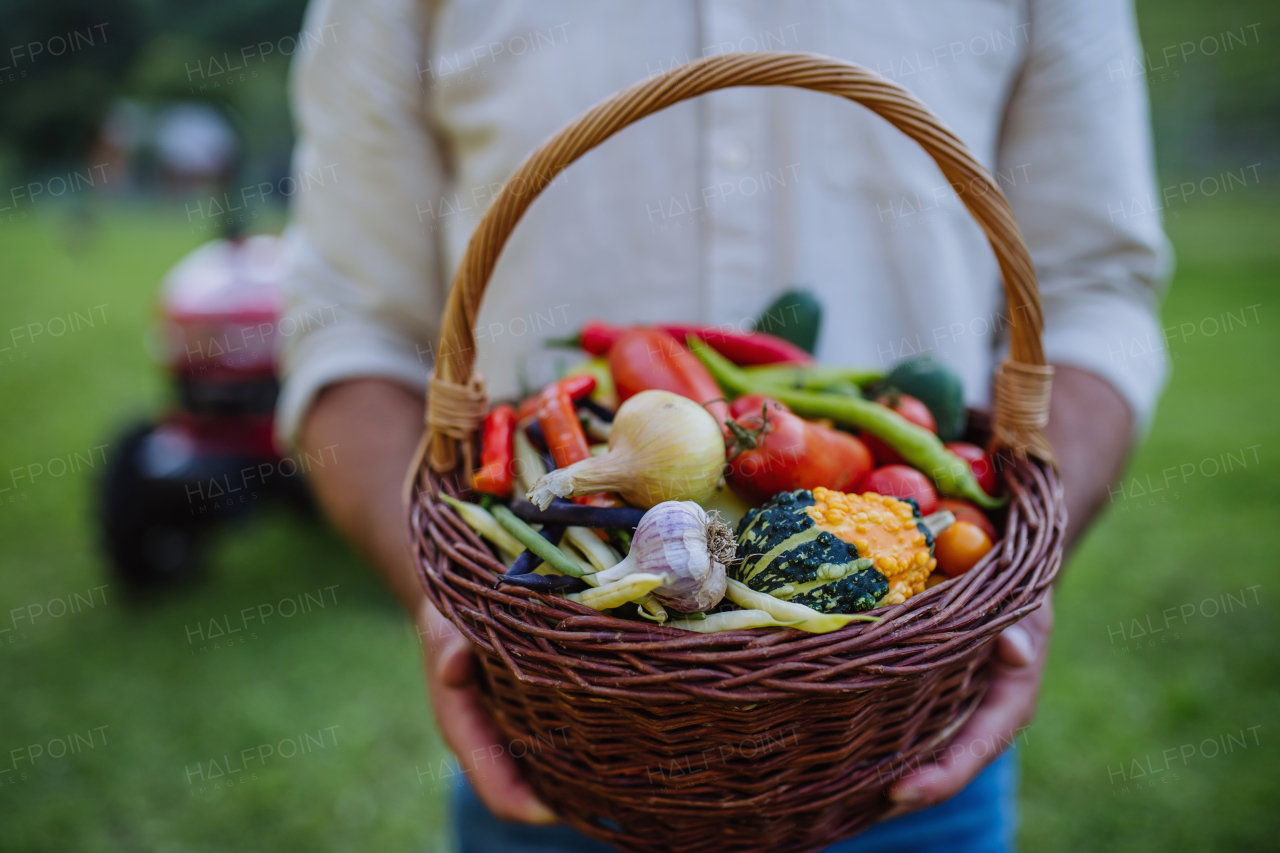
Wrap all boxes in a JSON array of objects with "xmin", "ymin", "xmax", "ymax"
[
  {"xmin": 516, "ymin": 373, "xmax": 596, "ymax": 422},
  {"xmin": 472, "ymin": 404, "xmax": 516, "ymax": 498},
  {"xmin": 543, "ymin": 320, "xmax": 624, "ymax": 356},
  {"xmin": 608, "ymin": 328, "xmax": 728, "ymax": 424},
  {"xmin": 658, "ymin": 324, "xmax": 813, "ymax": 366},
  {"xmin": 535, "ymin": 381, "xmax": 616, "ymax": 507},
  {"xmin": 579, "ymin": 320, "xmax": 624, "ymax": 356},
  {"xmin": 556, "ymin": 319, "xmax": 811, "ymax": 366}
]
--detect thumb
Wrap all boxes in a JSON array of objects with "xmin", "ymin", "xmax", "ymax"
[
  {"xmin": 419, "ymin": 600, "xmax": 475, "ymax": 689},
  {"xmin": 996, "ymin": 592, "xmax": 1053, "ymax": 668},
  {"xmin": 998, "ymin": 623, "xmax": 1036, "ymax": 667}
]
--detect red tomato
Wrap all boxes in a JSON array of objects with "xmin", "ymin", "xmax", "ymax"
[
  {"xmin": 944, "ymin": 442, "xmax": 998, "ymax": 496},
  {"xmin": 729, "ymin": 394, "xmax": 787, "ymax": 420},
  {"xmin": 862, "ymin": 394, "xmax": 937, "ymax": 466},
  {"xmin": 726, "ymin": 401, "xmax": 873, "ymax": 506},
  {"xmin": 858, "ymin": 464, "xmax": 938, "ymax": 515},
  {"xmin": 934, "ymin": 521, "xmax": 994, "ymax": 577},
  {"xmin": 936, "ymin": 498, "xmax": 997, "ymax": 541}
]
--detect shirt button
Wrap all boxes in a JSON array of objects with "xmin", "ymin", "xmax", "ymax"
[{"xmin": 716, "ymin": 141, "xmax": 751, "ymax": 171}]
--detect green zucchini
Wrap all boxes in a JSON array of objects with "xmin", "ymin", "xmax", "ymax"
[
  {"xmin": 883, "ymin": 356, "xmax": 967, "ymax": 442},
  {"xmin": 753, "ymin": 289, "xmax": 822, "ymax": 354}
]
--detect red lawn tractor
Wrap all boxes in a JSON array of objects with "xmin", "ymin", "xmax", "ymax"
[{"xmin": 99, "ymin": 233, "xmax": 312, "ymax": 590}]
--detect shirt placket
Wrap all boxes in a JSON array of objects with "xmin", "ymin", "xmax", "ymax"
[{"xmin": 699, "ymin": 0, "xmax": 774, "ymax": 328}]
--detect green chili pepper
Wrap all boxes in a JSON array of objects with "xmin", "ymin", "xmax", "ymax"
[
  {"xmin": 741, "ymin": 363, "xmax": 884, "ymax": 391},
  {"xmin": 490, "ymin": 503, "xmax": 589, "ymax": 577},
  {"xmin": 689, "ymin": 337, "xmax": 1005, "ymax": 509}
]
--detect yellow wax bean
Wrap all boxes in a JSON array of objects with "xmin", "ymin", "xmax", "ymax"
[
  {"xmin": 567, "ymin": 573, "xmax": 668, "ymax": 610},
  {"xmin": 724, "ymin": 579, "xmax": 880, "ymax": 634},
  {"xmin": 564, "ymin": 526, "xmax": 622, "ymax": 572},
  {"xmin": 439, "ymin": 495, "xmax": 524, "ymax": 561},
  {"xmin": 668, "ymin": 610, "xmax": 801, "ymax": 632}
]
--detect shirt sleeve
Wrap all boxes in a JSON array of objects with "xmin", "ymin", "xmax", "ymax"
[
  {"xmin": 997, "ymin": 0, "xmax": 1173, "ymax": 436},
  {"xmin": 275, "ymin": 0, "xmax": 442, "ymax": 447}
]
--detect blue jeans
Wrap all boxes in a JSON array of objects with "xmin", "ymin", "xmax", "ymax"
[{"xmin": 455, "ymin": 750, "xmax": 1018, "ymax": 853}]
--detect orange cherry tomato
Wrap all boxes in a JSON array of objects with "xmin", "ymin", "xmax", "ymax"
[{"xmin": 934, "ymin": 521, "xmax": 994, "ymax": 577}]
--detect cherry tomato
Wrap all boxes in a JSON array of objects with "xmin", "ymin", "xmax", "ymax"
[
  {"xmin": 936, "ymin": 498, "xmax": 997, "ymax": 541},
  {"xmin": 729, "ymin": 394, "xmax": 786, "ymax": 420},
  {"xmin": 858, "ymin": 464, "xmax": 938, "ymax": 515},
  {"xmin": 726, "ymin": 400, "xmax": 873, "ymax": 507},
  {"xmin": 862, "ymin": 393, "xmax": 936, "ymax": 465},
  {"xmin": 934, "ymin": 521, "xmax": 994, "ymax": 577},
  {"xmin": 944, "ymin": 441, "xmax": 997, "ymax": 496}
]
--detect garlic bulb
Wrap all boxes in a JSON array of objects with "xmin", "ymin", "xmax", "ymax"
[
  {"xmin": 591, "ymin": 501, "xmax": 735, "ymax": 612},
  {"xmin": 527, "ymin": 390, "xmax": 726, "ymax": 510}
]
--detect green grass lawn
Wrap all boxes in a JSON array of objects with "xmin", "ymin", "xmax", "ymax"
[
  {"xmin": 0, "ymin": 197, "xmax": 1277, "ymax": 852},
  {"xmin": 0, "ymin": 205, "xmax": 449, "ymax": 852},
  {"xmin": 1021, "ymin": 198, "xmax": 1280, "ymax": 851}
]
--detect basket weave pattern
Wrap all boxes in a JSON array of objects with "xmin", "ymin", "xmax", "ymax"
[
  {"xmin": 409, "ymin": 52, "xmax": 1067, "ymax": 852},
  {"xmin": 413, "ymin": 457, "xmax": 1062, "ymax": 851}
]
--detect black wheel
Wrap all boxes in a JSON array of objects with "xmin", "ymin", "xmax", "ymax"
[{"xmin": 98, "ymin": 422, "xmax": 208, "ymax": 591}]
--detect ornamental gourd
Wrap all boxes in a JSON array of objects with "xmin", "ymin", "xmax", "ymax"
[
  {"xmin": 733, "ymin": 490, "xmax": 888, "ymax": 613},
  {"xmin": 733, "ymin": 487, "xmax": 942, "ymax": 612}
]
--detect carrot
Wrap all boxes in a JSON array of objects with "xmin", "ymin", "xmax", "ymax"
[{"xmin": 535, "ymin": 382, "xmax": 616, "ymax": 507}]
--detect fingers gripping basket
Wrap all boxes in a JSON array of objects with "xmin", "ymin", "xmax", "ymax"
[{"xmin": 409, "ymin": 52, "xmax": 1065, "ymax": 852}]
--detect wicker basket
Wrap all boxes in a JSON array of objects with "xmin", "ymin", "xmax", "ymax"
[{"xmin": 409, "ymin": 52, "xmax": 1066, "ymax": 853}]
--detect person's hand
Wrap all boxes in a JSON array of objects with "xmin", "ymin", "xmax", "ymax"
[
  {"xmin": 885, "ymin": 591, "xmax": 1054, "ymax": 816},
  {"xmin": 417, "ymin": 600, "xmax": 558, "ymax": 825}
]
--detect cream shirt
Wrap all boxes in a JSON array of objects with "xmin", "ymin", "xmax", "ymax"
[{"xmin": 277, "ymin": 0, "xmax": 1170, "ymax": 446}]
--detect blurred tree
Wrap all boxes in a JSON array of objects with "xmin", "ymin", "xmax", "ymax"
[
  {"xmin": 0, "ymin": 0, "xmax": 306, "ymax": 182},
  {"xmin": 0, "ymin": 0, "xmax": 1275, "ymax": 185},
  {"xmin": 0, "ymin": 0, "xmax": 142, "ymax": 168},
  {"xmin": 1133, "ymin": 0, "xmax": 1278, "ymax": 177}
]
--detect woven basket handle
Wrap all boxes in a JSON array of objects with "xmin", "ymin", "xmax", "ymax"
[{"xmin": 421, "ymin": 51, "xmax": 1053, "ymax": 479}]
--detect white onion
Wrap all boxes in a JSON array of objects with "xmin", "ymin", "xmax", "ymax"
[{"xmin": 527, "ymin": 390, "xmax": 726, "ymax": 509}]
